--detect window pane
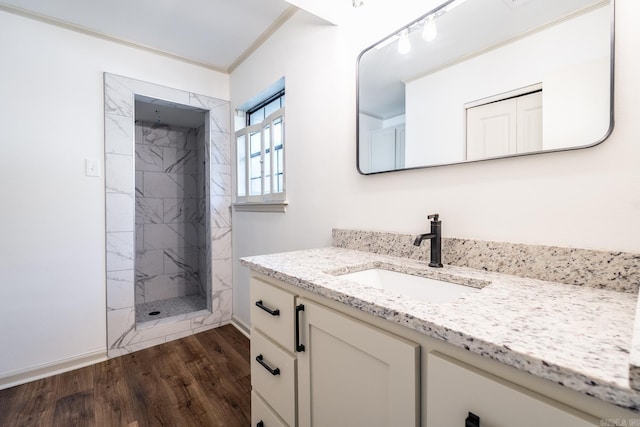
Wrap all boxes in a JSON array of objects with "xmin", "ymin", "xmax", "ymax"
[
  {"xmin": 249, "ymin": 131, "xmax": 262, "ymax": 196},
  {"xmin": 250, "ymin": 131, "xmax": 261, "ymax": 156},
  {"xmin": 249, "ymin": 110, "xmax": 264, "ymax": 126},
  {"xmin": 237, "ymin": 134, "xmax": 246, "ymax": 196},
  {"xmin": 264, "ymin": 99, "xmax": 281, "ymax": 118},
  {"xmin": 250, "ymin": 176, "xmax": 261, "ymax": 196},
  {"xmin": 273, "ymin": 118, "xmax": 284, "ymax": 193},
  {"xmin": 276, "ymin": 148, "xmax": 284, "ymax": 193},
  {"xmin": 263, "ymin": 124, "xmax": 271, "ymax": 195},
  {"xmin": 273, "ymin": 117, "xmax": 283, "ymax": 146}
]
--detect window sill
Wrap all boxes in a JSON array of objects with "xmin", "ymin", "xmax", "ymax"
[{"xmin": 233, "ymin": 201, "xmax": 288, "ymax": 213}]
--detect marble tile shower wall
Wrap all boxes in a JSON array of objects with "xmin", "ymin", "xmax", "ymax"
[
  {"xmin": 196, "ymin": 123, "xmax": 210, "ymax": 301},
  {"xmin": 104, "ymin": 73, "xmax": 232, "ymax": 358},
  {"xmin": 134, "ymin": 121, "xmax": 204, "ymax": 303}
]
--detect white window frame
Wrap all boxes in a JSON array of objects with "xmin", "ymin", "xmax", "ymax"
[{"xmin": 234, "ymin": 107, "xmax": 287, "ymax": 212}]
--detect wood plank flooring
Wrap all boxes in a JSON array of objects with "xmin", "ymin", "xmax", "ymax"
[{"xmin": 0, "ymin": 324, "xmax": 251, "ymax": 427}]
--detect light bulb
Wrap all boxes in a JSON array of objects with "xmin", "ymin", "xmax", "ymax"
[
  {"xmin": 398, "ymin": 30, "xmax": 411, "ymax": 54},
  {"xmin": 422, "ymin": 16, "xmax": 437, "ymax": 42}
]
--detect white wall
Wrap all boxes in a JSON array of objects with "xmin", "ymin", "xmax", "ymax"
[
  {"xmin": 0, "ymin": 11, "xmax": 228, "ymax": 378},
  {"xmin": 230, "ymin": 0, "xmax": 640, "ymax": 328},
  {"xmin": 405, "ymin": 6, "xmax": 610, "ymax": 167}
]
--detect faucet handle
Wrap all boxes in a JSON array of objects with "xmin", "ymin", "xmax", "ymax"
[{"xmin": 427, "ymin": 213, "xmax": 439, "ymax": 221}]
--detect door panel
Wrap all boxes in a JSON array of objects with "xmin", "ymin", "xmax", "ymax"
[
  {"xmin": 297, "ymin": 299, "xmax": 419, "ymax": 427},
  {"xmin": 466, "ymin": 98, "xmax": 517, "ymax": 160}
]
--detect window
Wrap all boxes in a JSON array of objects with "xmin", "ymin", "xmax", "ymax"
[{"xmin": 235, "ymin": 89, "xmax": 286, "ymax": 212}]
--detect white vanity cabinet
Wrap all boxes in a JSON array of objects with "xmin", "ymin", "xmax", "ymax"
[
  {"xmin": 249, "ymin": 275, "xmax": 419, "ymax": 427},
  {"xmin": 297, "ymin": 298, "xmax": 420, "ymax": 427},
  {"xmin": 248, "ymin": 272, "xmax": 626, "ymax": 427},
  {"xmin": 426, "ymin": 353, "xmax": 599, "ymax": 427}
]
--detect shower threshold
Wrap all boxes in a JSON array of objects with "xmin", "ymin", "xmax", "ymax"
[{"xmin": 135, "ymin": 294, "xmax": 207, "ymax": 324}]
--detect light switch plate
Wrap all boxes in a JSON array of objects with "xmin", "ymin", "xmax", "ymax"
[{"xmin": 85, "ymin": 158, "xmax": 101, "ymax": 177}]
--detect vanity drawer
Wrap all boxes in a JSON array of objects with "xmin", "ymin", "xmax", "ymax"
[
  {"xmin": 426, "ymin": 353, "xmax": 598, "ymax": 427},
  {"xmin": 251, "ymin": 329, "xmax": 297, "ymax": 427},
  {"xmin": 252, "ymin": 390, "xmax": 289, "ymax": 427},
  {"xmin": 250, "ymin": 277, "xmax": 296, "ymax": 351}
]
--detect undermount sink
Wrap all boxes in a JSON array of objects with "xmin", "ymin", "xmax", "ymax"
[{"xmin": 339, "ymin": 268, "xmax": 479, "ymax": 304}]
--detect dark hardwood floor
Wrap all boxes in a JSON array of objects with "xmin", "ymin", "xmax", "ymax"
[{"xmin": 0, "ymin": 324, "xmax": 251, "ymax": 427}]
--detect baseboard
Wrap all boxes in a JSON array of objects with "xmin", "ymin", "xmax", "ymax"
[
  {"xmin": 230, "ymin": 316, "xmax": 250, "ymax": 339},
  {"xmin": 1, "ymin": 320, "xmax": 250, "ymax": 390},
  {"xmin": 0, "ymin": 349, "xmax": 107, "ymax": 390}
]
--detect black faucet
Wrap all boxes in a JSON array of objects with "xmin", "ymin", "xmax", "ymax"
[{"xmin": 413, "ymin": 213, "xmax": 443, "ymax": 268}]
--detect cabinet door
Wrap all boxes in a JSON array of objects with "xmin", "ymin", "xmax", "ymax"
[
  {"xmin": 426, "ymin": 353, "xmax": 599, "ymax": 427},
  {"xmin": 297, "ymin": 299, "xmax": 419, "ymax": 427},
  {"xmin": 516, "ymin": 91, "xmax": 543, "ymax": 154},
  {"xmin": 369, "ymin": 125, "xmax": 405, "ymax": 172},
  {"xmin": 466, "ymin": 98, "xmax": 517, "ymax": 160},
  {"xmin": 466, "ymin": 91, "xmax": 542, "ymax": 160},
  {"xmin": 370, "ymin": 127, "xmax": 398, "ymax": 172}
]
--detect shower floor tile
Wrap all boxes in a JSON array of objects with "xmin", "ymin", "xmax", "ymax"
[{"xmin": 136, "ymin": 294, "xmax": 207, "ymax": 323}]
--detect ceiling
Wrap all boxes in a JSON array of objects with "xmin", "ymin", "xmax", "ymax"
[
  {"xmin": 135, "ymin": 96, "xmax": 207, "ymax": 128},
  {"xmin": 0, "ymin": 0, "xmax": 297, "ymax": 71},
  {"xmin": 0, "ymin": 0, "xmax": 351, "ymax": 127}
]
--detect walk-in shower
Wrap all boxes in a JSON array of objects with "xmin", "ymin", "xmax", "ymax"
[
  {"xmin": 134, "ymin": 99, "xmax": 210, "ymax": 323},
  {"xmin": 104, "ymin": 73, "xmax": 232, "ymax": 357}
]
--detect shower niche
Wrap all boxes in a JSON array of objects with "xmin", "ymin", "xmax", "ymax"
[
  {"xmin": 104, "ymin": 73, "xmax": 232, "ymax": 358},
  {"xmin": 134, "ymin": 98, "xmax": 210, "ymax": 323}
]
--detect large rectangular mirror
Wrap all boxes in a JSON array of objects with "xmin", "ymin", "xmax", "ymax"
[{"xmin": 357, "ymin": 0, "xmax": 614, "ymax": 174}]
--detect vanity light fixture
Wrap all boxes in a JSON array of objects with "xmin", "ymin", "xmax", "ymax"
[
  {"xmin": 420, "ymin": 0, "xmax": 468, "ymax": 43},
  {"xmin": 352, "ymin": 0, "xmax": 364, "ymax": 7},
  {"xmin": 422, "ymin": 15, "xmax": 437, "ymax": 42},
  {"xmin": 378, "ymin": 0, "xmax": 468, "ymax": 54},
  {"xmin": 398, "ymin": 29, "xmax": 411, "ymax": 54}
]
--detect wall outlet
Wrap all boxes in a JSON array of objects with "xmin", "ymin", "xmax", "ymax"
[{"xmin": 85, "ymin": 158, "xmax": 101, "ymax": 177}]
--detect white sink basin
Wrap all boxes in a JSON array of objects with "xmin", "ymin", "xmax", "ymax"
[{"xmin": 340, "ymin": 268, "xmax": 479, "ymax": 304}]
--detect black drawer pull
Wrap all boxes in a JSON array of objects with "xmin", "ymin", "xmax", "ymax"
[
  {"xmin": 255, "ymin": 300, "xmax": 280, "ymax": 316},
  {"xmin": 295, "ymin": 304, "xmax": 305, "ymax": 352},
  {"xmin": 466, "ymin": 412, "xmax": 480, "ymax": 427},
  {"xmin": 257, "ymin": 422, "xmax": 264, "ymax": 427},
  {"xmin": 256, "ymin": 354, "xmax": 280, "ymax": 376}
]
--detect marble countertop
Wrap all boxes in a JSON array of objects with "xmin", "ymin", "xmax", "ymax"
[{"xmin": 240, "ymin": 247, "xmax": 640, "ymax": 411}]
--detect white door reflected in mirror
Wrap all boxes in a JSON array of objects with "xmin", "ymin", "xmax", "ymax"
[{"xmin": 466, "ymin": 90, "xmax": 542, "ymax": 160}]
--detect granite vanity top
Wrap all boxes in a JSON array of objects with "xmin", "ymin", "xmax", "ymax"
[{"xmin": 241, "ymin": 247, "xmax": 640, "ymax": 412}]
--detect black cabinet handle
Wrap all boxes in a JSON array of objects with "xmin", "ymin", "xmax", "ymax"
[
  {"xmin": 256, "ymin": 354, "xmax": 280, "ymax": 376},
  {"xmin": 295, "ymin": 304, "xmax": 305, "ymax": 352},
  {"xmin": 465, "ymin": 412, "xmax": 480, "ymax": 427},
  {"xmin": 255, "ymin": 300, "xmax": 280, "ymax": 316},
  {"xmin": 257, "ymin": 422, "xmax": 264, "ymax": 427}
]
